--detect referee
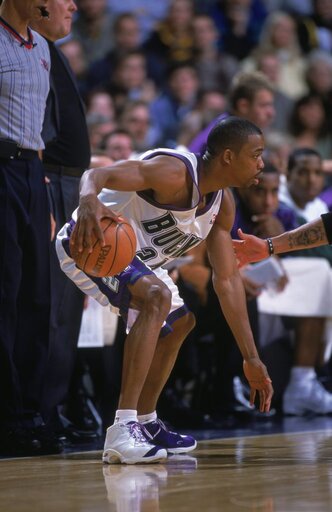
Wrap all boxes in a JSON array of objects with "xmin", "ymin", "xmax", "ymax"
[{"xmin": 0, "ymin": 0, "xmax": 61, "ymax": 456}]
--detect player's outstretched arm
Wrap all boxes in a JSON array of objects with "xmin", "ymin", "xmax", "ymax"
[
  {"xmin": 206, "ymin": 190, "xmax": 273, "ymax": 412},
  {"xmin": 233, "ymin": 229, "xmax": 269, "ymax": 267},
  {"xmin": 233, "ymin": 214, "xmax": 331, "ymax": 267}
]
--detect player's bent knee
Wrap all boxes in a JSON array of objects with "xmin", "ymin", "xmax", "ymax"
[{"xmin": 144, "ymin": 283, "xmax": 172, "ymax": 316}]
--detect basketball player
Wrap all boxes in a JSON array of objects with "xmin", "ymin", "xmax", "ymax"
[
  {"xmin": 57, "ymin": 116, "xmax": 273, "ymax": 464},
  {"xmin": 233, "ymin": 212, "xmax": 332, "ymax": 267}
]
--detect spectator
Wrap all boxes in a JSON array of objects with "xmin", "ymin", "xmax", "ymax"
[
  {"xmin": 288, "ymin": 93, "xmax": 332, "ymax": 161},
  {"xmin": 209, "ymin": 0, "xmax": 268, "ymax": 60},
  {"xmin": 119, "ymin": 100, "xmax": 162, "ymax": 154},
  {"xmin": 150, "ymin": 62, "xmax": 200, "ymax": 147},
  {"xmin": 101, "ymin": 129, "xmax": 134, "ymax": 162},
  {"xmin": 178, "ymin": 88, "xmax": 227, "ymax": 148},
  {"xmin": 143, "ymin": 0, "xmax": 195, "ymax": 86},
  {"xmin": 234, "ymin": 160, "xmax": 332, "ymax": 415},
  {"xmin": 192, "ymin": 13, "xmax": 239, "ymax": 91},
  {"xmin": 242, "ymin": 10, "xmax": 308, "ymax": 99},
  {"xmin": 85, "ymin": 88, "xmax": 115, "ymax": 119},
  {"xmin": 72, "ymin": 0, "xmax": 115, "ymax": 64},
  {"xmin": 86, "ymin": 113, "xmax": 117, "ymax": 152},
  {"xmin": 305, "ymin": 50, "xmax": 332, "ymax": 99},
  {"xmin": 86, "ymin": 12, "xmax": 149, "ymax": 92},
  {"xmin": 105, "ymin": 51, "xmax": 157, "ymax": 113},
  {"xmin": 297, "ymin": 0, "xmax": 332, "ymax": 54},
  {"xmin": 280, "ymin": 147, "xmax": 329, "ymax": 223},
  {"xmin": 305, "ymin": 50, "xmax": 332, "ymax": 132},
  {"xmin": 264, "ymin": 130, "xmax": 295, "ymax": 176},
  {"xmin": 255, "ymin": 49, "xmax": 294, "ymax": 132},
  {"xmin": 189, "ymin": 71, "xmax": 275, "ymax": 154},
  {"xmin": 107, "ymin": 0, "xmax": 171, "ymax": 43}
]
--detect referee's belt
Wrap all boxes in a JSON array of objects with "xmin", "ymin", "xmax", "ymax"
[
  {"xmin": 43, "ymin": 163, "xmax": 85, "ymax": 177},
  {"xmin": 0, "ymin": 139, "xmax": 38, "ymax": 160}
]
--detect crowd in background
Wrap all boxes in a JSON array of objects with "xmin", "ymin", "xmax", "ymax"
[{"xmin": 54, "ymin": 0, "xmax": 332, "ymax": 433}]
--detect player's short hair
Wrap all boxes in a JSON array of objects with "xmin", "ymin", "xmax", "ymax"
[
  {"xmin": 203, "ymin": 116, "xmax": 262, "ymax": 160},
  {"xmin": 288, "ymin": 147, "xmax": 322, "ymax": 173}
]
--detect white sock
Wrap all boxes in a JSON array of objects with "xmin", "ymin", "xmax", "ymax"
[
  {"xmin": 114, "ymin": 409, "xmax": 137, "ymax": 424},
  {"xmin": 290, "ymin": 366, "xmax": 315, "ymax": 383},
  {"xmin": 138, "ymin": 411, "xmax": 157, "ymax": 424}
]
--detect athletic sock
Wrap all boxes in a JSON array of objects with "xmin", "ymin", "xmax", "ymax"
[
  {"xmin": 290, "ymin": 366, "xmax": 315, "ymax": 384},
  {"xmin": 114, "ymin": 409, "xmax": 137, "ymax": 424},
  {"xmin": 138, "ymin": 411, "xmax": 157, "ymax": 424}
]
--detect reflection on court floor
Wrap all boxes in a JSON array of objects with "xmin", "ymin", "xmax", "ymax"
[{"xmin": 1, "ymin": 425, "xmax": 332, "ymax": 512}]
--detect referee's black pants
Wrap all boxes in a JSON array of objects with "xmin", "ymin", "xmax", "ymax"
[{"xmin": 0, "ymin": 156, "xmax": 51, "ymax": 427}]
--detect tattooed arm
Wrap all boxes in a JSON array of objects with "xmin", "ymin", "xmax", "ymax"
[{"xmin": 233, "ymin": 213, "xmax": 332, "ymax": 266}]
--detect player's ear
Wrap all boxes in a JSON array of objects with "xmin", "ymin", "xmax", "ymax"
[{"xmin": 223, "ymin": 148, "xmax": 233, "ymax": 165}]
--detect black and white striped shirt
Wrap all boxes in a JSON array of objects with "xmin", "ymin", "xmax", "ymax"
[{"xmin": 0, "ymin": 22, "xmax": 50, "ymax": 150}]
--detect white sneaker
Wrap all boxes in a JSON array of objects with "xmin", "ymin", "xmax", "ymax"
[
  {"xmin": 102, "ymin": 421, "xmax": 167, "ymax": 464},
  {"xmin": 103, "ymin": 464, "xmax": 168, "ymax": 508},
  {"xmin": 283, "ymin": 377, "xmax": 332, "ymax": 415}
]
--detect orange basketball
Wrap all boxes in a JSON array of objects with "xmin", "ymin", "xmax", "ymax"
[{"xmin": 71, "ymin": 217, "xmax": 136, "ymax": 277}]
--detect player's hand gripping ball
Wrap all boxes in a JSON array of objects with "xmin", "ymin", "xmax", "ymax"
[{"xmin": 71, "ymin": 217, "xmax": 137, "ymax": 277}]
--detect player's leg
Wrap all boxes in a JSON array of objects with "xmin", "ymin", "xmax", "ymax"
[
  {"xmin": 103, "ymin": 270, "xmax": 175, "ymax": 464},
  {"xmin": 56, "ymin": 229, "xmax": 169, "ymax": 463},
  {"xmin": 117, "ymin": 272, "xmax": 172, "ymax": 409},
  {"xmin": 135, "ymin": 268, "xmax": 197, "ymax": 454},
  {"xmin": 137, "ymin": 311, "xmax": 196, "ymax": 415},
  {"xmin": 137, "ymin": 312, "xmax": 198, "ymax": 454}
]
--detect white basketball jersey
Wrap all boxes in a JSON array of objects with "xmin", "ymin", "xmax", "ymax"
[{"xmin": 93, "ymin": 148, "xmax": 223, "ymax": 269}]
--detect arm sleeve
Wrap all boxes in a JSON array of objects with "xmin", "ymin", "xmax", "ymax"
[{"xmin": 321, "ymin": 212, "xmax": 332, "ymax": 244}]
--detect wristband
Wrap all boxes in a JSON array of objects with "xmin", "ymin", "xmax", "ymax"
[{"xmin": 266, "ymin": 237, "xmax": 274, "ymax": 256}]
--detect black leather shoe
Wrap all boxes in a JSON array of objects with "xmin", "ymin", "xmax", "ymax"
[
  {"xmin": 57, "ymin": 424, "xmax": 100, "ymax": 445},
  {"xmin": 46, "ymin": 410, "xmax": 100, "ymax": 446},
  {"xmin": 0, "ymin": 425, "xmax": 63, "ymax": 457},
  {"xmin": 31, "ymin": 424, "xmax": 64, "ymax": 454}
]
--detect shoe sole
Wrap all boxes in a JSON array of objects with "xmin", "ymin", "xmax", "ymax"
[
  {"xmin": 167, "ymin": 441, "xmax": 197, "ymax": 454},
  {"xmin": 102, "ymin": 448, "xmax": 167, "ymax": 465}
]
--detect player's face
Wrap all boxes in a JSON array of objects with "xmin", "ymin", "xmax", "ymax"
[
  {"xmin": 287, "ymin": 155, "xmax": 324, "ymax": 205},
  {"xmin": 239, "ymin": 173, "xmax": 280, "ymax": 215},
  {"xmin": 232, "ymin": 133, "xmax": 265, "ymax": 188}
]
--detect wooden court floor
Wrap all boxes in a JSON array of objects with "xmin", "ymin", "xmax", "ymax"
[{"xmin": 1, "ymin": 428, "xmax": 332, "ymax": 512}]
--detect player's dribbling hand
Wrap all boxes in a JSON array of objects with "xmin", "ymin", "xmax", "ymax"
[
  {"xmin": 70, "ymin": 197, "xmax": 120, "ymax": 254},
  {"xmin": 243, "ymin": 358, "xmax": 273, "ymax": 413}
]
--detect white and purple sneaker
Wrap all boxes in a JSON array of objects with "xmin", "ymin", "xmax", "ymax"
[
  {"xmin": 102, "ymin": 421, "xmax": 167, "ymax": 464},
  {"xmin": 143, "ymin": 419, "xmax": 197, "ymax": 454}
]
